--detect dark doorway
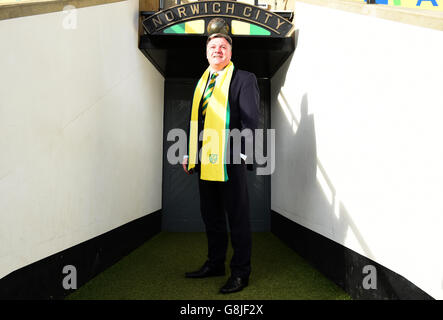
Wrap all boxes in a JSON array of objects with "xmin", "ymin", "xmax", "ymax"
[{"xmin": 161, "ymin": 78, "xmax": 271, "ymax": 231}]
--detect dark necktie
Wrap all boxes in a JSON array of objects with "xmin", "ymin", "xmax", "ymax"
[{"xmin": 201, "ymin": 72, "xmax": 218, "ymax": 117}]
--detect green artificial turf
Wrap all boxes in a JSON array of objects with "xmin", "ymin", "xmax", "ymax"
[{"xmin": 66, "ymin": 232, "xmax": 351, "ymax": 300}]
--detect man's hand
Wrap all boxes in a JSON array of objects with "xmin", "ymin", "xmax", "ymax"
[{"xmin": 182, "ymin": 157, "xmax": 192, "ymax": 175}]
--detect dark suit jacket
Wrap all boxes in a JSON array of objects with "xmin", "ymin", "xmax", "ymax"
[{"xmin": 187, "ymin": 68, "xmax": 260, "ymax": 172}]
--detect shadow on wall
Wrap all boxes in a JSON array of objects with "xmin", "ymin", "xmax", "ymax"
[{"xmin": 270, "ymin": 45, "xmax": 428, "ymax": 298}]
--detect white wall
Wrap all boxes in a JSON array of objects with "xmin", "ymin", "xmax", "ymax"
[
  {"xmin": 271, "ymin": 2, "xmax": 443, "ymax": 299},
  {"xmin": 0, "ymin": 0, "xmax": 164, "ymax": 279}
]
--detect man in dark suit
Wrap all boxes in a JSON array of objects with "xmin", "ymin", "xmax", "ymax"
[{"xmin": 182, "ymin": 32, "xmax": 260, "ymax": 294}]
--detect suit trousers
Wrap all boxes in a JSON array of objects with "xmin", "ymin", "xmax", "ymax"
[{"xmin": 198, "ymin": 163, "xmax": 252, "ymax": 279}]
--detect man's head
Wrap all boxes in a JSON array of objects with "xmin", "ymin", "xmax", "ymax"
[{"xmin": 206, "ymin": 33, "xmax": 232, "ymax": 72}]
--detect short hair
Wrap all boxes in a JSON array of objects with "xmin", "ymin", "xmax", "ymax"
[{"xmin": 206, "ymin": 33, "xmax": 232, "ymax": 48}]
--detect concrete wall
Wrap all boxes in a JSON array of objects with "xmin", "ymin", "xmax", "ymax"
[
  {"xmin": 0, "ymin": 0, "xmax": 164, "ymax": 279},
  {"xmin": 271, "ymin": 1, "xmax": 443, "ymax": 299}
]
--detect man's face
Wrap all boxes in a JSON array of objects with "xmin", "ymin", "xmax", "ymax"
[{"xmin": 206, "ymin": 37, "xmax": 232, "ymax": 71}]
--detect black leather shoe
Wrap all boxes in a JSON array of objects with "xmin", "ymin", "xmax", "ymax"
[
  {"xmin": 185, "ymin": 263, "xmax": 225, "ymax": 278},
  {"xmin": 219, "ymin": 276, "xmax": 249, "ymax": 294}
]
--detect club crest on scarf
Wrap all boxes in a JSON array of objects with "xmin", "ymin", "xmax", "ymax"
[{"xmin": 209, "ymin": 154, "xmax": 218, "ymax": 164}]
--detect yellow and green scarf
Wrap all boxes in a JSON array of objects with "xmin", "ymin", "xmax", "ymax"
[{"xmin": 188, "ymin": 61, "xmax": 234, "ymax": 181}]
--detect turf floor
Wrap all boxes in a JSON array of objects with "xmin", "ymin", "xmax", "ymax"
[{"xmin": 66, "ymin": 232, "xmax": 351, "ymax": 300}]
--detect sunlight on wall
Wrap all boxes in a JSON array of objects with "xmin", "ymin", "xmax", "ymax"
[{"xmin": 271, "ymin": 1, "xmax": 443, "ymax": 299}]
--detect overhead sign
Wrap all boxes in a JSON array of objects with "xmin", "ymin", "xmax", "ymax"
[{"xmin": 142, "ymin": 0, "xmax": 294, "ymax": 37}]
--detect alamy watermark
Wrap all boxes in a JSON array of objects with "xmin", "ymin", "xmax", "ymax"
[
  {"xmin": 62, "ymin": 5, "xmax": 77, "ymax": 30},
  {"xmin": 362, "ymin": 265, "xmax": 377, "ymax": 290},
  {"xmin": 62, "ymin": 265, "xmax": 77, "ymax": 290},
  {"xmin": 167, "ymin": 128, "xmax": 275, "ymax": 175}
]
